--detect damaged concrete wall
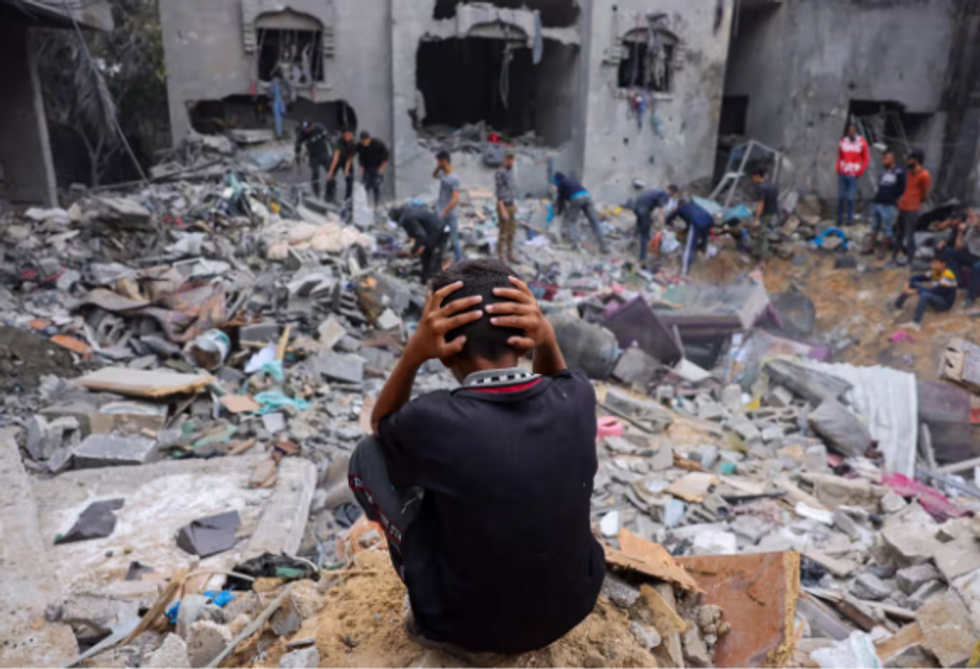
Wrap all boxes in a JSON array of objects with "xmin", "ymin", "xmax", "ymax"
[
  {"xmin": 158, "ymin": 0, "xmax": 393, "ymax": 169},
  {"xmin": 391, "ymin": 0, "xmax": 584, "ymax": 200},
  {"xmin": 580, "ymin": 0, "xmax": 734, "ymax": 204},
  {"xmin": 725, "ymin": 0, "xmax": 958, "ymax": 200},
  {"xmin": 0, "ymin": 20, "xmax": 57, "ymax": 206}
]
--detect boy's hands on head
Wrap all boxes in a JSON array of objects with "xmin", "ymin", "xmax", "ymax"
[
  {"xmin": 404, "ymin": 281, "xmax": 483, "ymax": 365},
  {"xmin": 486, "ymin": 277, "xmax": 555, "ymax": 353}
]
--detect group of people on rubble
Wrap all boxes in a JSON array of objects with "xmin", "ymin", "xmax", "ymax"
[{"xmin": 834, "ymin": 122, "xmax": 980, "ymax": 329}]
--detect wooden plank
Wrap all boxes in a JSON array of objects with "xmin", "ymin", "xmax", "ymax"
[
  {"xmin": 76, "ymin": 368, "xmax": 212, "ymax": 398},
  {"xmin": 937, "ymin": 455, "xmax": 980, "ymax": 475},
  {"xmin": 605, "ymin": 529, "xmax": 702, "ymax": 592},
  {"xmin": 676, "ymin": 551, "xmax": 800, "ymax": 668}
]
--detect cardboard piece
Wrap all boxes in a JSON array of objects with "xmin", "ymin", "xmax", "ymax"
[
  {"xmin": 175, "ymin": 511, "xmax": 241, "ymax": 558},
  {"xmin": 76, "ymin": 368, "xmax": 213, "ymax": 398},
  {"xmin": 605, "ymin": 529, "xmax": 702, "ymax": 592},
  {"xmin": 221, "ymin": 395, "xmax": 261, "ymax": 414},
  {"xmin": 675, "ymin": 551, "xmax": 800, "ymax": 668}
]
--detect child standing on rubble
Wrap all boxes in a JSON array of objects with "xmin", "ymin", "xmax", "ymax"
[
  {"xmin": 894, "ymin": 255, "xmax": 957, "ymax": 330},
  {"xmin": 348, "ymin": 259, "xmax": 604, "ymax": 659}
]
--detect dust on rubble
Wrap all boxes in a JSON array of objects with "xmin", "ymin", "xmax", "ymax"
[
  {"xmin": 0, "ymin": 326, "xmax": 76, "ymax": 392},
  {"xmin": 762, "ymin": 253, "xmax": 977, "ymax": 380},
  {"xmin": 240, "ymin": 551, "xmax": 656, "ymax": 669}
]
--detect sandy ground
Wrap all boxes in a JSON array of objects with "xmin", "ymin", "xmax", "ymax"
[{"xmin": 239, "ymin": 550, "xmax": 657, "ymax": 669}]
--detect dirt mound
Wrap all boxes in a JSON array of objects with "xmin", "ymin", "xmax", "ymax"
[
  {"xmin": 0, "ymin": 327, "xmax": 76, "ymax": 393},
  {"xmin": 245, "ymin": 550, "xmax": 656, "ymax": 668}
]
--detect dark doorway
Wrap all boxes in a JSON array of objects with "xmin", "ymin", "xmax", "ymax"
[
  {"xmin": 719, "ymin": 95, "xmax": 749, "ymax": 137},
  {"xmin": 257, "ymin": 28, "xmax": 324, "ymax": 83},
  {"xmin": 189, "ymin": 95, "xmax": 356, "ymax": 135}
]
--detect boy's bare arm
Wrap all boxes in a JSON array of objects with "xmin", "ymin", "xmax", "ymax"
[{"xmin": 371, "ymin": 282, "xmax": 482, "ymax": 434}]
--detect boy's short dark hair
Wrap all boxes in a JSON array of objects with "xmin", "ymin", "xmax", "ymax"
[
  {"xmin": 360, "ymin": 130, "xmax": 371, "ymax": 140},
  {"xmin": 909, "ymin": 149, "xmax": 924, "ymax": 164},
  {"xmin": 431, "ymin": 260, "xmax": 523, "ymax": 362},
  {"xmin": 751, "ymin": 166, "xmax": 767, "ymax": 178},
  {"xmin": 436, "ymin": 150, "xmax": 451, "ymax": 163}
]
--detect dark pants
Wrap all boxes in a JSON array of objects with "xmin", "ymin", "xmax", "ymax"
[
  {"xmin": 327, "ymin": 173, "xmax": 354, "ymax": 204},
  {"xmin": 941, "ymin": 247, "xmax": 980, "ymax": 302},
  {"xmin": 893, "ymin": 210, "xmax": 920, "ymax": 260},
  {"xmin": 566, "ymin": 195, "xmax": 608, "ymax": 252},
  {"xmin": 895, "ymin": 280, "xmax": 954, "ymax": 323},
  {"xmin": 310, "ymin": 155, "xmax": 332, "ymax": 198},
  {"xmin": 348, "ymin": 436, "xmax": 422, "ymax": 581},
  {"xmin": 420, "ymin": 233, "xmax": 447, "ymax": 284},
  {"xmin": 683, "ymin": 223, "xmax": 712, "ymax": 276},
  {"xmin": 635, "ymin": 205, "xmax": 653, "ymax": 262},
  {"xmin": 363, "ymin": 167, "xmax": 383, "ymax": 206}
]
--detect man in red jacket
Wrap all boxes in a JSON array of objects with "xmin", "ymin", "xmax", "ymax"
[{"xmin": 836, "ymin": 123, "xmax": 870, "ymax": 227}]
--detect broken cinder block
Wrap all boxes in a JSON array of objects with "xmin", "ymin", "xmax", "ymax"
[{"xmin": 72, "ymin": 434, "xmax": 157, "ymax": 469}]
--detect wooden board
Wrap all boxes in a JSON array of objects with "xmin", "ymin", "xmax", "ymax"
[
  {"xmin": 665, "ymin": 472, "xmax": 719, "ymax": 502},
  {"xmin": 605, "ymin": 529, "xmax": 702, "ymax": 592},
  {"xmin": 220, "ymin": 395, "xmax": 260, "ymax": 414},
  {"xmin": 676, "ymin": 551, "xmax": 800, "ymax": 668},
  {"xmin": 76, "ymin": 368, "xmax": 212, "ymax": 398}
]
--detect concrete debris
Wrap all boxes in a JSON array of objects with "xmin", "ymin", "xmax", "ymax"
[{"xmin": 2, "ymin": 107, "xmax": 980, "ymax": 669}]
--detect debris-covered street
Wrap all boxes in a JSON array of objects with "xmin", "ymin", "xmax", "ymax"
[{"xmin": 4, "ymin": 1, "xmax": 980, "ymax": 668}]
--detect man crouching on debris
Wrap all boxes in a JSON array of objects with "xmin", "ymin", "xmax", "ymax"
[
  {"xmin": 348, "ymin": 259, "xmax": 604, "ymax": 658},
  {"xmin": 894, "ymin": 255, "xmax": 957, "ymax": 330}
]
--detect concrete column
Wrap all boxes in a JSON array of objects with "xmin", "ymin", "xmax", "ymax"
[{"xmin": 0, "ymin": 22, "xmax": 59, "ymax": 206}]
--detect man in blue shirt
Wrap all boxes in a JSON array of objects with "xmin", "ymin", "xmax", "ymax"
[
  {"xmin": 553, "ymin": 173, "xmax": 608, "ymax": 254},
  {"xmin": 666, "ymin": 194, "xmax": 715, "ymax": 276}
]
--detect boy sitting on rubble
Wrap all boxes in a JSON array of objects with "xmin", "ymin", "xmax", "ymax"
[
  {"xmin": 348, "ymin": 259, "xmax": 604, "ymax": 657},
  {"xmin": 894, "ymin": 255, "xmax": 958, "ymax": 330}
]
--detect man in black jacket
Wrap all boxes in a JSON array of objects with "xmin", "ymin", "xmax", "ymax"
[
  {"xmin": 390, "ymin": 205, "xmax": 447, "ymax": 284},
  {"xmin": 294, "ymin": 121, "xmax": 332, "ymax": 198},
  {"xmin": 348, "ymin": 260, "xmax": 604, "ymax": 658}
]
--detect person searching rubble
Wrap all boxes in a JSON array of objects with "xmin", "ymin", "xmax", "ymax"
[
  {"xmin": 626, "ymin": 185, "xmax": 674, "ymax": 265},
  {"xmin": 326, "ymin": 127, "xmax": 358, "ymax": 205},
  {"xmin": 294, "ymin": 120, "xmax": 331, "ymax": 199},
  {"xmin": 742, "ymin": 166, "xmax": 780, "ymax": 260},
  {"xmin": 357, "ymin": 130, "xmax": 390, "ymax": 207},
  {"xmin": 553, "ymin": 172, "xmax": 609, "ymax": 254},
  {"xmin": 935, "ymin": 207, "xmax": 980, "ymax": 308},
  {"xmin": 495, "ymin": 151, "xmax": 518, "ymax": 264},
  {"xmin": 433, "ymin": 151, "xmax": 462, "ymax": 262},
  {"xmin": 389, "ymin": 204, "xmax": 448, "ymax": 285},
  {"xmin": 347, "ymin": 259, "xmax": 604, "ymax": 659},
  {"xmin": 893, "ymin": 254, "xmax": 957, "ymax": 330},
  {"xmin": 666, "ymin": 188, "xmax": 715, "ymax": 276}
]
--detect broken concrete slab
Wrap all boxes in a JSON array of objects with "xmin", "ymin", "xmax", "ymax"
[
  {"xmin": 851, "ymin": 572, "xmax": 893, "ymax": 601},
  {"xmin": 916, "ymin": 590, "xmax": 979, "ymax": 667},
  {"xmin": 34, "ymin": 454, "xmax": 310, "ymax": 600},
  {"xmin": 146, "ymin": 632, "xmax": 191, "ymax": 668},
  {"xmin": 766, "ymin": 359, "xmax": 852, "ymax": 405},
  {"xmin": 186, "ymin": 619, "xmax": 232, "ymax": 667},
  {"xmin": 0, "ymin": 428, "xmax": 79, "ymax": 667},
  {"xmin": 896, "ymin": 563, "xmax": 942, "ymax": 595},
  {"xmin": 279, "ymin": 647, "xmax": 320, "ymax": 668},
  {"xmin": 934, "ymin": 537, "xmax": 980, "ymax": 583},
  {"xmin": 808, "ymin": 399, "xmax": 872, "ymax": 458},
  {"xmin": 675, "ymin": 551, "xmax": 800, "ymax": 668},
  {"xmin": 313, "ymin": 352, "xmax": 365, "ymax": 384},
  {"xmin": 612, "ymin": 346, "xmax": 661, "ymax": 386},
  {"xmin": 73, "ymin": 433, "xmax": 157, "ymax": 469},
  {"xmin": 76, "ymin": 368, "xmax": 213, "ymax": 398},
  {"xmin": 879, "ymin": 523, "xmax": 944, "ymax": 568}
]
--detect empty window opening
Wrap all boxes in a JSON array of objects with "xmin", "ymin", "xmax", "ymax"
[
  {"xmin": 433, "ymin": 0, "xmax": 580, "ymax": 28},
  {"xmin": 618, "ymin": 27, "xmax": 677, "ymax": 92},
  {"xmin": 256, "ymin": 10, "xmax": 325, "ymax": 84},
  {"xmin": 189, "ymin": 95, "xmax": 356, "ymax": 135},
  {"xmin": 416, "ymin": 37, "xmax": 578, "ymax": 147}
]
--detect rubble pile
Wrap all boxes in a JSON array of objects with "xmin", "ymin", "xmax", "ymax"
[{"xmin": 3, "ymin": 144, "xmax": 980, "ymax": 669}]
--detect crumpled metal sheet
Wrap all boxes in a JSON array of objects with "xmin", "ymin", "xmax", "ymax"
[{"xmin": 134, "ymin": 283, "xmax": 228, "ymax": 343}]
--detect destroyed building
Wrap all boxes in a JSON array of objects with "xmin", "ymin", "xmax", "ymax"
[
  {"xmin": 724, "ymin": 0, "xmax": 980, "ymax": 203},
  {"xmin": 158, "ymin": 0, "xmax": 735, "ymax": 202},
  {"xmin": 0, "ymin": 0, "xmax": 113, "ymax": 207}
]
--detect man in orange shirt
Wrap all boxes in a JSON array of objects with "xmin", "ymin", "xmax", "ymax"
[{"xmin": 893, "ymin": 149, "xmax": 931, "ymax": 266}]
